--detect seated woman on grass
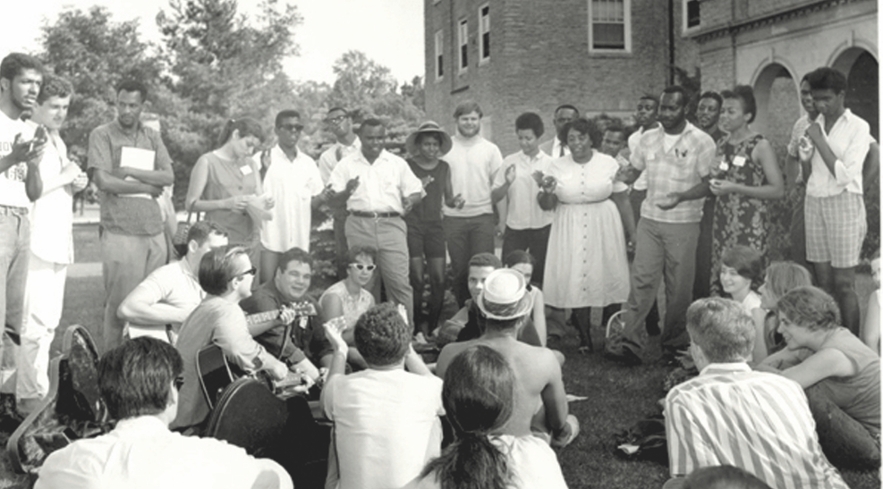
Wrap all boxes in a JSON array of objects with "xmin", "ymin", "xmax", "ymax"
[
  {"xmin": 717, "ymin": 245, "xmax": 763, "ymax": 314},
  {"xmin": 759, "ymin": 286, "xmax": 880, "ymax": 469},
  {"xmin": 319, "ymin": 246, "xmax": 377, "ymax": 369},
  {"xmin": 751, "ymin": 261, "xmax": 813, "ymax": 362}
]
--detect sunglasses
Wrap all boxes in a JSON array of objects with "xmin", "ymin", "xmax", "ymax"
[
  {"xmin": 236, "ymin": 267, "xmax": 257, "ymax": 279},
  {"xmin": 278, "ymin": 124, "xmax": 304, "ymax": 132},
  {"xmin": 174, "ymin": 376, "xmax": 185, "ymax": 391},
  {"xmin": 350, "ymin": 263, "xmax": 376, "ymax": 272},
  {"xmin": 326, "ymin": 115, "xmax": 347, "ymax": 125}
]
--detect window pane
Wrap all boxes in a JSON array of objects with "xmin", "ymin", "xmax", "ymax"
[
  {"xmin": 687, "ymin": 0, "xmax": 700, "ymax": 27},
  {"xmin": 593, "ymin": 23, "xmax": 624, "ymax": 49},
  {"xmin": 461, "ymin": 45, "xmax": 468, "ymax": 68},
  {"xmin": 482, "ymin": 32, "xmax": 490, "ymax": 58}
]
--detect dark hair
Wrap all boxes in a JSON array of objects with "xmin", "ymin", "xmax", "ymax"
[
  {"xmin": 275, "ymin": 109, "xmax": 301, "ymax": 127},
  {"xmin": 604, "ymin": 121, "xmax": 628, "ymax": 139},
  {"xmin": 515, "ymin": 112, "xmax": 544, "ymax": 138},
  {"xmin": 419, "ymin": 346, "xmax": 514, "ymax": 489},
  {"xmin": 347, "ymin": 245, "xmax": 377, "ymax": 264},
  {"xmin": 698, "ymin": 91, "xmax": 723, "ymax": 109},
  {"xmin": 687, "ymin": 297, "xmax": 755, "ymax": 363},
  {"xmin": 37, "ymin": 74, "xmax": 73, "ymax": 105},
  {"xmin": 354, "ymin": 303, "xmax": 411, "ymax": 366},
  {"xmin": 776, "ymin": 286, "xmax": 841, "ymax": 332},
  {"xmin": 186, "ymin": 221, "xmax": 227, "ymax": 249},
  {"xmin": 721, "ymin": 85, "xmax": 757, "ymax": 124},
  {"xmin": 116, "ymin": 79, "xmax": 148, "ymax": 102},
  {"xmin": 217, "ymin": 117, "xmax": 264, "ymax": 148},
  {"xmin": 763, "ymin": 261, "xmax": 813, "ymax": 305},
  {"xmin": 359, "ymin": 118, "xmax": 385, "ymax": 134},
  {"xmin": 638, "ymin": 94, "xmax": 659, "ymax": 106},
  {"xmin": 278, "ymin": 247, "xmax": 313, "ymax": 273},
  {"xmin": 683, "ymin": 465, "xmax": 772, "ymax": 489},
  {"xmin": 503, "ymin": 250, "xmax": 535, "ymax": 269},
  {"xmin": 98, "ymin": 337, "xmax": 183, "ymax": 420},
  {"xmin": 454, "ymin": 100, "xmax": 483, "ymax": 119},
  {"xmin": 198, "ymin": 245, "xmax": 249, "ymax": 296},
  {"xmin": 805, "ymin": 67, "xmax": 848, "ymax": 94},
  {"xmin": 559, "ymin": 117, "xmax": 602, "ymax": 148},
  {"xmin": 721, "ymin": 245, "xmax": 764, "ymax": 288},
  {"xmin": 554, "ymin": 104, "xmax": 580, "ymax": 117},
  {"xmin": 327, "ymin": 107, "xmax": 349, "ymax": 117},
  {"xmin": 0, "ymin": 53, "xmax": 43, "ymax": 83},
  {"xmin": 415, "ymin": 132, "xmax": 443, "ymax": 146},
  {"xmin": 661, "ymin": 85, "xmax": 688, "ymax": 108},
  {"xmin": 469, "ymin": 252, "xmax": 502, "ymax": 270}
]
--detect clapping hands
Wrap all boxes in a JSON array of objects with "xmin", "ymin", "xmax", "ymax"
[{"xmin": 324, "ymin": 316, "xmax": 349, "ymax": 354}]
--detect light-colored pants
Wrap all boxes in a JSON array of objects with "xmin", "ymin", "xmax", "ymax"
[
  {"xmin": 101, "ymin": 230, "xmax": 167, "ymax": 351},
  {"xmin": 345, "ymin": 216, "xmax": 414, "ymax": 327},
  {"xmin": 0, "ymin": 208, "xmax": 30, "ymax": 394},
  {"xmin": 17, "ymin": 253, "xmax": 67, "ymax": 401}
]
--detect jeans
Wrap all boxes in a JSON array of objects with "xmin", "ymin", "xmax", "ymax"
[
  {"xmin": 443, "ymin": 214, "xmax": 496, "ymax": 306},
  {"xmin": 501, "ymin": 225, "xmax": 551, "ymax": 288},
  {"xmin": 0, "ymin": 208, "xmax": 29, "ymax": 393},
  {"xmin": 805, "ymin": 383, "xmax": 881, "ymax": 469}
]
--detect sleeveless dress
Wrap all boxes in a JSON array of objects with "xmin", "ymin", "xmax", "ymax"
[
  {"xmin": 543, "ymin": 153, "xmax": 629, "ymax": 308},
  {"xmin": 318, "ymin": 281, "xmax": 375, "ymax": 330},
  {"xmin": 710, "ymin": 134, "xmax": 770, "ymax": 296},
  {"xmin": 198, "ymin": 152, "xmax": 259, "ymax": 246}
]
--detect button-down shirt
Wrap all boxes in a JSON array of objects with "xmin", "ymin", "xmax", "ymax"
[
  {"xmin": 87, "ymin": 120, "xmax": 172, "ymax": 236},
  {"xmin": 318, "ymin": 137, "xmax": 361, "ymax": 184},
  {"xmin": 443, "ymin": 134, "xmax": 503, "ymax": 218},
  {"xmin": 806, "ymin": 109, "xmax": 871, "ymax": 197},
  {"xmin": 260, "ymin": 145, "xmax": 323, "ymax": 252},
  {"xmin": 30, "ymin": 132, "xmax": 75, "ymax": 264},
  {"xmin": 123, "ymin": 259, "xmax": 204, "ymax": 331},
  {"xmin": 329, "ymin": 149, "xmax": 424, "ymax": 214},
  {"xmin": 494, "ymin": 150, "xmax": 554, "ymax": 229},
  {"xmin": 665, "ymin": 362, "xmax": 847, "ymax": 489},
  {"xmin": 35, "ymin": 416, "xmax": 292, "ymax": 489},
  {"xmin": 787, "ymin": 114, "xmax": 815, "ymax": 184},
  {"xmin": 0, "ymin": 112, "xmax": 35, "ymax": 208},
  {"xmin": 628, "ymin": 128, "xmax": 649, "ymax": 191},
  {"xmin": 540, "ymin": 137, "xmax": 570, "ymax": 159},
  {"xmin": 631, "ymin": 122, "xmax": 715, "ymax": 223}
]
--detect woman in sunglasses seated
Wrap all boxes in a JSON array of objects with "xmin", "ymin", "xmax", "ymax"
[{"xmin": 319, "ymin": 246, "xmax": 378, "ymax": 369}]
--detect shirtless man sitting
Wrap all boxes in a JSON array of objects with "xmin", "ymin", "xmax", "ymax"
[{"xmin": 435, "ymin": 268, "xmax": 579, "ymax": 447}]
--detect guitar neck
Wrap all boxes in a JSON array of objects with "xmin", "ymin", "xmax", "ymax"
[
  {"xmin": 245, "ymin": 301, "xmax": 317, "ymax": 327},
  {"xmin": 245, "ymin": 309, "xmax": 283, "ymax": 326}
]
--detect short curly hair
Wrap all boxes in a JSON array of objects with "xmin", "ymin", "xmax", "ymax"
[
  {"xmin": 354, "ymin": 303, "xmax": 411, "ymax": 366},
  {"xmin": 776, "ymin": 286, "xmax": 841, "ymax": 332},
  {"xmin": 37, "ymin": 74, "xmax": 73, "ymax": 105}
]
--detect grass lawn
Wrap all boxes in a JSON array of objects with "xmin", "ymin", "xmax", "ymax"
[{"xmin": 0, "ymin": 225, "xmax": 877, "ymax": 488}]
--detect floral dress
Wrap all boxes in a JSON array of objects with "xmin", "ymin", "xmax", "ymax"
[{"xmin": 710, "ymin": 134, "xmax": 769, "ymax": 296}]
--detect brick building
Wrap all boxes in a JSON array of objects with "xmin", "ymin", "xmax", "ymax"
[{"xmin": 423, "ymin": 0, "xmax": 699, "ymax": 156}]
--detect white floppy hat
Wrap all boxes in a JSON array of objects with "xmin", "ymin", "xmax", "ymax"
[{"xmin": 475, "ymin": 269, "xmax": 533, "ymax": 321}]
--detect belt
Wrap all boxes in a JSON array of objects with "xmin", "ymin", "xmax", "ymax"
[{"xmin": 349, "ymin": 210, "xmax": 400, "ymax": 218}]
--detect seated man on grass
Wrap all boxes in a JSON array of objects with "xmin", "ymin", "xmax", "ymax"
[
  {"xmin": 434, "ymin": 252, "xmax": 500, "ymax": 345},
  {"xmin": 322, "ymin": 303, "xmax": 443, "ymax": 489},
  {"xmin": 435, "ymin": 269, "xmax": 578, "ymax": 448},
  {"xmin": 664, "ymin": 297, "xmax": 847, "ymax": 489},
  {"xmin": 240, "ymin": 247, "xmax": 332, "ymax": 383},
  {"xmin": 118, "ymin": 221, "xmax": 228, "ymax": 344},
  {"xmin": 36, "ymin": 337, "xmax": 292, "ymax": 489}
]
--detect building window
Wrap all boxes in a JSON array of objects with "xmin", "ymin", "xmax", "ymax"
[
  {"xmin": 479, "ymin": 4, "xmax": 490, "ymax": 63},
  {"xmin": 458, "ymin": 19, "xmax": 469, "ymax": 73},
  {"xmin": 588, "ymin": 0, "xmax": 631, "ymax": 53},
  {"xmin": 435, "ymin": 30, "xmax": 444, "ymax": 80},
  {"xmin": 685, "ymin": 0, "xmax": 700, "ymax": 30}
]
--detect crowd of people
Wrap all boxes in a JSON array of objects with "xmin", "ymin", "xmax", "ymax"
[{"xmin": 0, "ymin": 48, "xmax": 879, "ymax": 488}]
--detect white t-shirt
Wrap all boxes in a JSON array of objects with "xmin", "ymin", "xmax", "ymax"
[
  {"xmin": 443, "ymin": 134, "xmax": 503, "ymax": 218},
  {"xmin": 259, "ymin": 146, "xmax": 323, "ymax": 252},
  {"xmin": 0, "ymin": 112, "xmax": 36, "ymax": 208},
  {"xmin": 30, "ymin": 133, "xmax": 75, "ymax": 264},
  {"xmin": 323, "ymin": 368, "xmax": 444, "ymax": 489},
  {"xmin": 741, "ymin": 290, "xmax": 762, "ymax": 315}
]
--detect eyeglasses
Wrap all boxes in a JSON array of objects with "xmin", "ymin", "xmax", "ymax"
[
  {"xmin": 326, "ymin": 115, "xmax": 347, "ymax": 125},
  {"xmin": 278, "ymin": 124, "xmax": 304, "ymax": 132},
  {"xmin": 350, "ymin": 263, "xmax": 376, "ymax": 272},
  {"xmin": 236, "ymin": 267, "xmax": 257, "ymax": 279},
  {"xmin": 174, "ymin": 376, "xmax": 185, "ymax": 391}
]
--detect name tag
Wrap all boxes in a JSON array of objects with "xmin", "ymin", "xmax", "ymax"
[
  {"xmin": 647, "ymin": 153, "xmax": 656, "ymax": 162},
  {"xmin": 732, "ymin": 156, "xmax": 746, "ymax": 167},
  {"xmin": 240, "ymin": 165, "xmax": 253, "ymax": 176}
]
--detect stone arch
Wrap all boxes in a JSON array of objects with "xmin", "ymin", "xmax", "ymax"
[
  {"xmin": 751, "ymin": 62, "xmax": 800, "ymax": 159},
  {"xmin": 832, "ymin": 47, "xmax": 879, "ymax": 139}
]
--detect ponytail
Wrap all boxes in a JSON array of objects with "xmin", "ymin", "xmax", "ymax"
[{"xmin": 420, "ymin": 432, "xmax": 510, "ymax": 489}]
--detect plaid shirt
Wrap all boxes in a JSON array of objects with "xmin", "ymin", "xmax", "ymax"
[{"xmin": 631, "ymin": 121, "xmax": 715, "ymax": 223}]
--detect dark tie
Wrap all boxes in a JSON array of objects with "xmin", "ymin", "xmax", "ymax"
[{"xmin": 559, "ymin": 145, "xmax": 565, "ymax": 157}]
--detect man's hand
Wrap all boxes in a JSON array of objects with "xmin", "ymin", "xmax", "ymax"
[
  {"xmin": 324, "ymin": 316, "xmax": 349, "ymax": 354},
  {"xmin": 504, "ymin": 165, "xmax": 516, "ymax": 185},
  {"xmin": 278, "ymin": 306, "xmax": 298, "ymax": 326},
  {"xmin": 344, "ymin": 176, "xmax": 360, "ymax": 194},
  {"xmin": 539, "ymin": 175, "xmax": 557, "ymax": 193},
  {"xmin": 450, "ymin": 193, "xmax": 465, "ymax": 209},
  {"xmin": 319, "ymin": 184, "xmax": 334, "ymax": 201},
  {"xmin": 709, "ymin": 178, "xmax": 737, "ymax": 196},
  {"xmin": 71, "ymin": 172, "xmax": 89, "ymax": 193},
  {"xmin": 402, "ymin": 196, "xmax": 414, "ymax": 215},
  {"xmin": 656, "ymin": 192, "xmax": 682, "ymax": 210},
  {"xmin": 145, "ymin": 184, "xmax": 163, "ymax": 198},
  {"xmin": 111, "ymin": 166, "xmax": 131, "ymax": 180},
  {"xmin": 805, "ymin": 122, "xmax": 824, "ymax": 146},
  {"xmin": 9, "ymin": 133, "xmax": 45, "ymax": 165}
]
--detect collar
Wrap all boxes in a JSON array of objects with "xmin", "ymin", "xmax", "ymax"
[
  {"xmin": 272, "ymin": 144, "xmax": 299, "ymax": 163},
  {"xmin": 519, "ymin": 150, "xmax": 545, "ymax": 162},
  {"xmin": 699, "ymin": 362, "xmax": 752, "ymax": 376},
  {"xmin": 354, "ymin": 148, "xmax": 393, "ymax": 165},
  {"xmin": 818, "ymin": 108, "xmax": 853, "ymax": 129},
  {"xmin": 115, "ymin": 415, "xmax": 169, "ymax": 433},
  {"xmin": 453, "ymin": 133, "xmax": 483, "ymax": 146},
  {"xmin": 112, "ymin": 119, "xmax": 144, "ymax": 135}
]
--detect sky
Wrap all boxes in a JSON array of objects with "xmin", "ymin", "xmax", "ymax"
[{"xmin": 0, "ymin": 0, "xmax": 426, "ymax": 85}]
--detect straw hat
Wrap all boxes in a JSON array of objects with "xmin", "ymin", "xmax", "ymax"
[
  {"xmin": 475, "ymin": 269, "xmax": 533, "ymax": 321},
  {"xmin": 405, "ymin": 121, "xmax": 453, "ymax": 157}
]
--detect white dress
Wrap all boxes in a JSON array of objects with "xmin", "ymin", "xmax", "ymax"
[{"xmin": 543, "ymin": 153, "xmax": 629, "ymax": 308}]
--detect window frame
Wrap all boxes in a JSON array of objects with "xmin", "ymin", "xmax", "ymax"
[
  {"xmin": 478, "ymin": 3, "xmax": 490, "ymax": 65},
  {"xmin": 458, "ymin": 18, "xmax": 469, "ymax": 74},
  {"xmin": 434, "ymin": 29, "xmax": 444, "ymax": 81},
  {"xmin": 682, "ymin": 0, "xmax": 701, "ymax": 34},
  {"xmin": 587, "ymin": 0, "xmax": 632, "ymax": 54}
]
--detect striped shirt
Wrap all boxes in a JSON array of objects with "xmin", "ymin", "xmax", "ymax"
[
  {"xmin": 631, "ymin": 121, "xmax": 715, "ymax": 223},
  {"xmin": 665, "ymin": 362, "xmax": 847, "ymax": 489}
]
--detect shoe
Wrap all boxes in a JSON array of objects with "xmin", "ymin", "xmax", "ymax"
[{"xmin": 605, "ymin": 346, "xmax": 643, "ymax": 366}]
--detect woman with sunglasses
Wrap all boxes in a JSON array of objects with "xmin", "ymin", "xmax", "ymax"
[{"xmin": 319, "ymin": 246, "xmax": 378, "ymax": 369}]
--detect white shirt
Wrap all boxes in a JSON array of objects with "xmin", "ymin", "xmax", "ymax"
[
  {"xmin": 549, "ymin": 137, "xmax": 569, "ymax": 158},
  {"xmin": 741, "ymin": 290, "xmax": 762, "ymax": 315},
  {"xmin": 806, "ymin": 108, "xmax": 871, "ymax": 197},
  {"xmin": 628, "ymin": 128, "xmax": 649, "ymax": 191},
  {"xmin": 329, "ymin": 149, "xmax": 424, "ymax": 214},
  {"xmin": 0, "ymin": 113, "xmax": 35, "ymax": 208},
  {"xmin": 494, "ymin": 150, "xmax": 554, "ymax": 229},
  {"xmin": 443, "ymin": 134, "xmax": 503, "ymax": 218},
  {"xmin": 35, "ymin": 416, "xmax": 292, "ymax": 489},
  {"xmin": 30, "ymin": 132, "xmax": 75, "ymax": 264},
  {"xmin": 122, "ymin": 259, "xmax": 204, "ymax": 330},
  {"xmin": 323, "ymin": 369, "xmax": 444, "ymax": 489},
  {"xmin": 259, "ymin": 145, "xmax": 323, "ymax": 252},
  {"xmin": 318, "ymin": 137, "xmax": 361, "ymax": 184}
]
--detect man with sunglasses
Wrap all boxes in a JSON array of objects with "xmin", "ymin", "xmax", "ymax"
[
  {"xmin": 258, "ymin": 110, "xmax": 327, "ymax": 281},
  {"xmin": 36, "ymin": 337, "xmax": 293, "ymax": 489},
  {"xmin": 318, "ymin": 107, "xmax": 361, "ymax": 278},
  {"xmin": 172, "ymin": 246, "xmax": 298, "ymax": 431}
]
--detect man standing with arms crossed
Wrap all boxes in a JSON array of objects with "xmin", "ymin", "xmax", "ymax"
[
  {"xmin": 88, "ymin": 80, "xmax": 174, "ymax": 350},
  {"xmin": 0, "ymin": 53, "xmax": 46, "ymax": 415},
  {"xmin": 443, "ymin": 101, "xmax": 503, "ymax": 306}
]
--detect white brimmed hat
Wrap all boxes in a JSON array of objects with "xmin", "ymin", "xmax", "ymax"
[
  {"xmin": 406, "ymin": 121, "xmax": 453, "ymax": 157},
  {"xmin": 475, "ymin": 269, "xmax": 533, "ymax": 321}
]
